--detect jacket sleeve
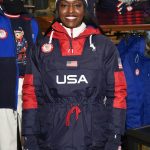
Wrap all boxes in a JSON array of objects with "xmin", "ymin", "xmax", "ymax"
[
  {"xmin": 22, "ymin": 38, "xmax": 43, "ymax": 136},
  {"xmin": 22, "ymin": 17, "xmax": 43, "ymax": 136},
  {"xmin": 104, "ymin": 39, "xmax": 127, "ymax": 150},
  {"xmin": 23, "ymin": 135, "xmax": 40, "ymax": 150}
]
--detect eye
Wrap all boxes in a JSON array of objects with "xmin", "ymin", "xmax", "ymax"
[
  {"xmin": 60, "ymin": 2, "xmax": 68, "ymax": 8},
  {"xmin": 60, "ymin": 4, "xmax": 67, "ymax": 7},
  {"xmin": 74, "ymin": 3, "xmax": 82, "ymax": 8}
]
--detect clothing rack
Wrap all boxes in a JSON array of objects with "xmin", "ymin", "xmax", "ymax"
[
  {"xmin": 105, "ymin": 30, "xmax": 147, "ymax": 45},
  {"xmin": 102, "ymin": 24, "xmax": 150, "ymax": 44}
]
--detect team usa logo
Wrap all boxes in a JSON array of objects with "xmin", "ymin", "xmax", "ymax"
[
  {"xmin": 0, "ymin": 29, "xmax": 8, "ymax": 39},
  {"xmin": 56, "ymin": 75, "xmax": 88, "ymax": 85},
  {"xmin": 41, "ymin": 43, "xmax": 54, "ymax": 53},
  {"xmin": 135, "ymin": 68, "xmax": 140, "ymax": 76}
]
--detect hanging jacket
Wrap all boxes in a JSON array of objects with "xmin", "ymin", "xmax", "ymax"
[
  {"xmin": 118, "ymin": 35, "xmax": 150, "ymax": 129},
  {"xmin": 22, "ymin": 22, "xmax": 127, "ymax": 150},
  {"xmin": 0, "ymin": 9, "xmax": 39, "ymax": 110}
]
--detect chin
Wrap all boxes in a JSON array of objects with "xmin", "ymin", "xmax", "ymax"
[{"xmin": 63, "ymin": 23, "xmax": 81, "ymax": 28}]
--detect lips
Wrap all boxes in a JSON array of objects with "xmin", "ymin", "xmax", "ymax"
[{"xmin": 65, "ymin": 16, "xmax": 77, "ymax": 20}]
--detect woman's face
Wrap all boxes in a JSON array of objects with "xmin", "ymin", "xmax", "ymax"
[{"xmin": 58, "ymin": 0, "xmax": 85, "ymax": 28}]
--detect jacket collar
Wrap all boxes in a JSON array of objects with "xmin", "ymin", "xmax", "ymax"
[
  {"xmin": 51, "ymin": 21, "xmax": 100, "ymax": 39},
  {"xmin": 63, "ymin": 22, "xmax": 87, "ymax": 38}
]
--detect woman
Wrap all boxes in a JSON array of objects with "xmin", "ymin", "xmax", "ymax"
[{"xmin": 22, "ymin": 0, "xmax": 127, "ymax": 150}]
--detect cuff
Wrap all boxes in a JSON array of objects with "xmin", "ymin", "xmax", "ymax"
[
  {"xmin": 104, "ymin": 134, "xmax": 121, "ymax": 150},
  {"xmin": 23, "ymin": 135, "xmax": 40, "ymax": 150}
]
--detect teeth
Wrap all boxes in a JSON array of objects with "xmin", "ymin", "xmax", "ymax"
[{"xmin": 66, "ymin": 17, "xmax": 76, "ymax": 20}]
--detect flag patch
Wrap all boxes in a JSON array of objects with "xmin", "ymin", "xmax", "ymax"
[{"xmin": 66, "ymin": 61, "xmax": 78, "ymax": 67}]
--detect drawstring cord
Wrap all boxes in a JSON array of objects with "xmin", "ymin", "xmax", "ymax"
[
  {"xmin": 135, "ymin": 53, "xmax": 139, "ymax": 63},
  {"xmin": 48, "ymin": 29, "xmax": 96, "ymax": 54},
  {"xmin": 66, "ymin": 105, "xmax": 81, "ymax": 126},
  {"xmin": 48, "ymin": 30, "xmax": 54, "ymax": 44},
  {"xmin": 89, "ymin": 35, "xmax": 96, "ymax": 51}
]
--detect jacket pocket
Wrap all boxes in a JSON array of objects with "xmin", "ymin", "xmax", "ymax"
[{"xmin": 91, "ymin": 103, "xmax": 109, "ymax": 148}]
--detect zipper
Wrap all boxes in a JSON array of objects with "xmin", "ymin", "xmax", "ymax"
[{"xmin": 68, "ymin": 28, "xmax": 74, "ymax": 54}]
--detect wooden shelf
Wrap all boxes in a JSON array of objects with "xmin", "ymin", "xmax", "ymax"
[{"xmin": 101, "ymin": 24, "xmax": 150, "ymax": 32}]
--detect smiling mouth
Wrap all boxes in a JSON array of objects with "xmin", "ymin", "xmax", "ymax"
[{"xmin": 65, "ymin": 16, "xmax": 77, "ymax": 20}]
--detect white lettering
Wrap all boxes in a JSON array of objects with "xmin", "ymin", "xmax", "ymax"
[
  {"xmin": 67, "ymin": 75, "xmax": 77, "ymax": 84},
  {"xmin": 78, "ymin": 75, "xmax": 88, "ymax": 84},
  {"xmin": 56, "ymin": 75, "xmax": 88, "ymax": 84},
  {"xmin": 56, "ymin": 75, "xmax": 66, "ymax": 84}
]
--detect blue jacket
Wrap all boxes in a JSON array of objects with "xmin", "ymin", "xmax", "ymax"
[
  {"xmin": 0, "ymin": 10, "xmax": 39, "ymax": 110},
  {"xmin": 22, "ymin": 22, "xmax": 127, "ymax": 150},
  {"xmin": 118, "ymin": 35, "xmax": 150, "ymax": 129}
]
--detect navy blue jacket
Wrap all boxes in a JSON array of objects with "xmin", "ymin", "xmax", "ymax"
[
  {"xmin": 0, "ymin": 10, "xmax": 39, "ymax": 109},
  {"xmin": 22, "ymin": 22, "xmax": 127, "ymax": 150}
]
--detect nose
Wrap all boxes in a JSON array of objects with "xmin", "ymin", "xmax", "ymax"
[{"xmin": 68, "ymin": 5, "xmax": 74, "ymax": 13}]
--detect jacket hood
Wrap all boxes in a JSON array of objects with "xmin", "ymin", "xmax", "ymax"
[
  {"xmin": 118, "ymin": 35, "xmax": 146, "ymax": 56},
  {"xmin": 46, "ymin": 21, "xmax": 100, "ymax": 56}
]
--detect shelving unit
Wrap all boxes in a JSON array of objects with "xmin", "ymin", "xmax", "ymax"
[
  {"xmin": 100, "ymin": 24, "xmax": 150, "ymax": 44},
  {"xmin": 101, "ymin": 24, "xmax": 150, "ymax": 32}
]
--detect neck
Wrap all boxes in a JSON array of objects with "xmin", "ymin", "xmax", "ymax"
[{"xmin": 63, "ymin": 22, "xmax": 86, "ymax": 38}]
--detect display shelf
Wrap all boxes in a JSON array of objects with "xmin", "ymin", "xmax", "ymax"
[
  {"xmin": 101, "ymin": 24, "xmax": 150, "ymax": 32},
  {"xmin": 126, "ymin": 126, "xmax": 150, "ymax": 150}
]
